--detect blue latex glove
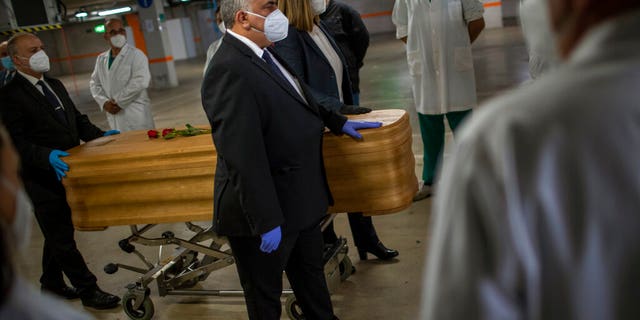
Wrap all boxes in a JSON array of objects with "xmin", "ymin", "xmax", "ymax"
[
  {"xmin": 103, "ymin": 130, "xmax": 120, "ymax": 136},
  {"xmin": 48, "ymin": 150, "xmax": 70, "ymax": 181},
  {"xmin": 260, "ymin": 226, "xmax": 282, "ymax": 253},
  {"xmin": 342, "ymin": 120, "xmax": 382, "ymax": 139}
]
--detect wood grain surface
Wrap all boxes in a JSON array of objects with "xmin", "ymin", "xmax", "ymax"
[{"xmin": 63, "ymin": 109, "xmax": 418, "ymax": 230}]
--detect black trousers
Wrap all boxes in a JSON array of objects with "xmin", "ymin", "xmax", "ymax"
[
  {"xmin": 323, "ymin": 212, "xmax": 379, "ymax": 249},
  {"xmin": 227, "ymin": 223, "xmax": 335, "ymax": 320},
  {"xmin": 33, "ymin": 199, "xmax": 97, "ymax": 291}
]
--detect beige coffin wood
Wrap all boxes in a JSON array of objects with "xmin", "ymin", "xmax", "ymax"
[{"xmin": 63, "ymin": 109, "xmax": 418, "ymax": 231}]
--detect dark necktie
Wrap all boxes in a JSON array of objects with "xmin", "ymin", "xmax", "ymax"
[
  {"xmin": 37, "ymin": 80, "xmax": 67, "ymax": 124},
  {"xmin": 261, "ymin": 50, "xmax": 288, "ymax": 82}
]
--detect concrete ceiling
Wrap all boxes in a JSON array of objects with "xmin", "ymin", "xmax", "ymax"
[{"xmin": 61, "ymin": 0, "xmax": 135, "ymax": 14}]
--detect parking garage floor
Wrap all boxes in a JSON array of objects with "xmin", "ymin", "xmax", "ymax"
[{"xmin": 15, "ymin": 26, "xmax": 529, "ymax": 320}]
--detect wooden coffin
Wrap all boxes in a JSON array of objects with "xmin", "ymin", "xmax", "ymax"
[{"xmin": 63, "ymin": 109, "xmax": 418, "ymax": 231}]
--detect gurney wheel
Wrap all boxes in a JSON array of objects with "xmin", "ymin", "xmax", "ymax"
[
  {"xmin": 285, "ymin": 294, "xmax": 305, "ymax": 320},
  {"xmin": 339, "ymin": 255, "xmax": 355, "ymax": 282},
  {"xmin": 123, "ymin": 292, "xmax": 155, "ymax": 320}
]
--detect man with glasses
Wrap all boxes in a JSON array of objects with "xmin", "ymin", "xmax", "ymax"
[{"xmin": 90, "ymin": 18, "xmax": 155, "ymax": 132}]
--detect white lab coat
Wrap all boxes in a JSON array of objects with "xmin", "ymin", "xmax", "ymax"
[
  {"xmin": 90, "ymin": 44, "xmax": 155, "ymax": 131},
  {"xmin": 519, "ymin": 0, "xmax": 558, "ymax": 79},
  {"xmin": 422, "ymin": 10, "xmax": 640, "ymax": 320},
  {"xmin": 392, "ymin": 0, "xmax": 484, "ymax": 115}
]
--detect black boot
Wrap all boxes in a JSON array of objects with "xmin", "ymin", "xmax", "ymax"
[
  {"xmin": 348, "ymin": 213, "xmax": 399, "ymax": 261},
  {"xmin": 357, "ymin": 241, "xmax": 399, "ymax": 260}
]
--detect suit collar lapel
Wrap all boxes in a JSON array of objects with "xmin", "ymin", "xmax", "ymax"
[
  {"xmin": 225, "ymin": 35, "xmax": 317, "ymax": 114},
  {"xmin": 14, "ymin": 74, "xmax": 71, "ymax": 128}
]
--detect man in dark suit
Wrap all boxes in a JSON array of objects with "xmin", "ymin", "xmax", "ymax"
[
  {"xmin": 201, "ymin": 0, "xmax": 380, "ymax": 319},
  {"xmin": 0, "ymin": 32, "xmax": 120, "ymax": 310}
]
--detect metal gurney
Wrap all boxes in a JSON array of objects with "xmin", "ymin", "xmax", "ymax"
[{"xmin": 61, "ymin": 109, "xmax": 417, "ymax": 319}]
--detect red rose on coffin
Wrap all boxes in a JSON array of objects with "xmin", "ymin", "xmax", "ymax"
[
  {"xmin": 147, "ymin": 124, "xmax": 211, "ymax": 141},
  {"xmin": 162, "ymin": 128, "xmax": 175, "ymax": 137}
]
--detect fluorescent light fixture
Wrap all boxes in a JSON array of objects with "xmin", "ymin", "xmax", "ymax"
[
  {"xmin": 75, "ymin": 12, "xmax": 88, "ymax": 18},
  {"xmin": 98, "ymin": 6, "xmax": 132, "ymax": 16}
]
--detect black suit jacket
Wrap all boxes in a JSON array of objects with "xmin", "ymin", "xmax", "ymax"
[
  {"xmin": 272, "ymin": 22, "xmax": 354, "ymax": 113},
  {"xmin": 201, "ymin": 33, "xmax": 347, "ymax": 237},
  {"xmin": 320, "ymin": 0, "xmax": 370, "ymax": 93},
  {"xmin": 0, "ymin": 73, "xmax": 104, "ymax": 203}
]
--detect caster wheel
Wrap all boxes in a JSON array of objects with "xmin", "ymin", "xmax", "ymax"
[
  {"xmin": 122, "ymin": 292, "xmax": 155, "ymax": 320},
  {"xmin": 285, "ymin": 294, "xmax": 305, "ymax": 320},
  {"xmin": 104, "ymin": 263, "xmax": 118, "ymax": 274},
  {"xmin": 339, "ymin": 256, "xmax": 355, "ymax": 282}
]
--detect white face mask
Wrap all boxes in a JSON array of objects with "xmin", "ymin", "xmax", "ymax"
[
  {"xmin": 110, "ymin": 34, "xmax": 127, "ymax": 48},
  {"xmin": 19, "ymin": 50, "xmax": 50, "ymax": 73},
  {"xmin": 311, "ymin": 0, "xmax": 327, "ymax": 15},
  {"xmin": 1, "ymin": 177, "xmax": 33, "ymax": 253},
  {"xmin": 246, "ymin": 9, "xmax": 289, "ymax": 43}
]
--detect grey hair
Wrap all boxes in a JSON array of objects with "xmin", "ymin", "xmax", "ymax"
[
  {"xmin": 220, "ymin": 0, "xmax": 252, "ymax": 29},
  {"xmin": 6, "ymin": 32, "xmax": 36, "ymax": 58}
]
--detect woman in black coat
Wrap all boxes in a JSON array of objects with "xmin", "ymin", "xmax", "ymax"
[{"xmin": 273, "ymin": 0, "xmax": 398, "ymax": 261}]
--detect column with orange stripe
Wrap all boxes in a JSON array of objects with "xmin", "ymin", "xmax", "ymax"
[
  {"xmin": 483, "ymin": 0, "xmax": 504, "ymax": 28},
  {"xmin": 136, "ymin": 0, "xmax": 179, "ymax": 88}
]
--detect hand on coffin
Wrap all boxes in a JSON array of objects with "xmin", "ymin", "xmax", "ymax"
[
  {"xmin": 48, "ymin": 150, "xmax": 70, "ymax": 181},
  {"xmin": 260, "ymin": 226, "xmax": 282, "ymax": 253},
  {"xmin": 339, "ymin": 105, "xmax": 372, "ymax": 115},
  {"xmin": 342, "ymin": 120, "xmax": 382, "ymax": 140},
  {"xmin": 103, "ymin": 130, "xmax": 120, "ymax": 137}
]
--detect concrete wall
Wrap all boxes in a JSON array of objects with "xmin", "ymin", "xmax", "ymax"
[
  {"xmin": 0, "ymin": 0, "xmax": 522, "ymax": 77},
  {"xmin": 341, "ymin": 0, "xmax": 396, "ymax": 34}
]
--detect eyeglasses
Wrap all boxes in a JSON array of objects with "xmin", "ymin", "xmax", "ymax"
[{"xmin": 108, "ymin": 29, "xmax": 126, "ymax": 36}]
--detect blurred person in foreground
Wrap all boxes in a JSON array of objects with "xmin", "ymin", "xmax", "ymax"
[
  {"xmin": 0, "ymin": 32, "xmax": 120, "ymax": 310},
  {"xmin": 422, "ymin": 1, "xmax": 640, "ymax": 319},
  {"xmin": 0, "ymin": 123, "xmax": 91, "ymax": 319}
]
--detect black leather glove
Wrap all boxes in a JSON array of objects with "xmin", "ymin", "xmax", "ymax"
[{"xmin": 339, "ymin": 105, "xmax": 372, "ymax": 115}]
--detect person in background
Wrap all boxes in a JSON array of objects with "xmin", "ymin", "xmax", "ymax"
[
  {"xmin": 421, "ymin": 1, "xmax": 640, "ymax": 319},
  {"xmin": 274, "ymin": 0, "xmax": 398, "ymax": 261},
  {"xmin": 320, "ymin": 0, "xmax": 369, "ymax": 106},
  {"xmin": 90, "ymin": 18, "xmax": 155, "ymax": 132},
  {"xmin": 0, "ymin": 123, "xmax": 91, "ymax": 319},
  {"xmin": 392, "ymin": 0, "xmax": 485, "ymax": 201},
  {"xmin": 519, "ymin": 0, "xmax": 559, "ymax": 79},
  {"xmin": 203, "ymin": 0, "xmax": 226, "ymax": 75},
  {"xmin": 0, "ymin": 32, "xmax": 120, "ymax": 310},
  {"xmin": 201, "ymin": 0, "xmax": 379, "ymax": 318},
  {"xmin": 0, "ymin": 41, "xmax": 16, "ymax": 87}
]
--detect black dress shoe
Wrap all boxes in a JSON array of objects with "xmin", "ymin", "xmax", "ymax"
[
  {"xmin": 358, "ymin": 241, "xmax": 399, "ymax": 261},
  {"xmin": 80, "ymin": 287, "xmax": 121, "ymax": 310},
  {"xmin": 41, "ymin": 285, "xmax": 80, "ymax": 300}
]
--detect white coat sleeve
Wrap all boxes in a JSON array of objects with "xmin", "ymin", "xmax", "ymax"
[
  {"xmin": 113, "ymin": 50, "xmax": 151, "ymax": 108},
  {"xmin": 421, "ymin": 129, "xmax": 525, "ymax": 320},
  {"xmin": 89, "ymin": 57, "xmax": 109, "ymax": 111},
  {"xmin": 392, "ymin": 0, "xmax": 409, "ymax": 39},
  {"xmin": 462, "ymin": 0, "xmax": 485, "ymax": 23}
]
